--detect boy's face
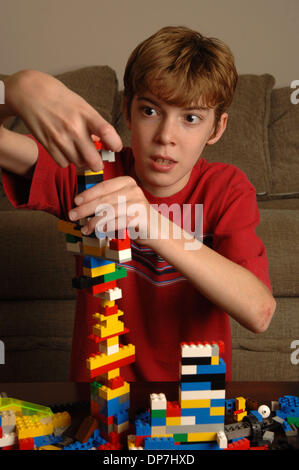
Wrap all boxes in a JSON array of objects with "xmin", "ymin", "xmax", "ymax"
[{"xmin": 126, "ymin": 92, "xmax": 227, "ymax": 198}]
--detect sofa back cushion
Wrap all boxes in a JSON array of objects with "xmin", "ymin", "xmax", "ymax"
[{"xmin": 268, "ymin": 85, "xmax": 299, "ymax": 196}]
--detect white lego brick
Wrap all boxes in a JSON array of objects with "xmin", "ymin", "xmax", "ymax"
[
  {"xmin": 105, "ymin": 247, "xmax": 132, "ymax": 263},
  {"xmin": 150, "ymin": 393, "xmax": 167, "ymax": 410},
  {"xmin": 0, "ymin": 432, "xmax": 16, "ymax": 448},
  {"xmin": 180, "ymin": 364, "xmax": 197, "ymax": 375},
  {"xmin": 181, "ymin": 416, "xmax": 196, "ymax": 425},
  {"xmin": 101, "ymin": 150, "xmax": 115, "ymax": 162},
  {"xmin": 180, "ymin": 389, "xmax": 226, "ymax": 400},
  {"xmin": 217, "ymin": 430, "xmax": 228, "ymax": 449},
  {"xmin": 181, "ymin": 343, "xmax": 213, "ymax": 358},
  {"xmin": 98, "ymin": 287, "xmax": 122, "ymax": 301},
  {"xmin": 99, "ymin": 343, "xmax": 119, "ymax": 356}
]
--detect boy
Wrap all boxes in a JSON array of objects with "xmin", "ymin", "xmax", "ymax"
[{"xmin": 0, "ymin": 26, "xmax": 275, "ymax": 382}]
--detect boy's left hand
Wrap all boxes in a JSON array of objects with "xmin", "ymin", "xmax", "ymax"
[{"xmin": 68, "ymin": 176, "xmax": 152, "ymax": 244}]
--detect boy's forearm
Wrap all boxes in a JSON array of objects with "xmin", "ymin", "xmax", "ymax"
[
  {"xmin": 147, "ymin": 216, "xmax": 276, "ymax": 334},
  {"xmin": 0, "ymin": 126, "xmax": 38, "ymax": 179}
]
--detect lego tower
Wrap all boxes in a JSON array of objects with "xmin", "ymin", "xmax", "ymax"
[
  {"xmin": 131, "ymin": 341, "xmax": 227, "ymax": 450},
  {"xmin": 58, "ymin": 142, "xmax": 135, "ymax": 444}
]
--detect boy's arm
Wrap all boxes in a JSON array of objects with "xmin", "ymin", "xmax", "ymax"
[
  {"xmin": 148, "ymin": 228, "xmax": 276, "ymax": 334},
  {"xmin": 0, "ymin": 125, "xmax": 38, "ymax": 179},
  {"xmin": 0, "ymin": 70, "xmax": 122, "ymax": 175}
]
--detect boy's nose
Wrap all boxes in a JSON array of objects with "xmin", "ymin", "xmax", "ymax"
[{"xmin": 154, "ymin": 118, "xmax": 176, "ymax": 145}]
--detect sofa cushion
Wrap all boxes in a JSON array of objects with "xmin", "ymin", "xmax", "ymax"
[
  {"xmin": 268, "ymin": 86, "xmax": 299, "ymax": 196},
  {"xmin": 231, "ymin": 297, "xmax": 299, "ymax": 381},
  {"xmin": 257, "ymin": 209, "xmax": 299, "ymax": 296},
  {"xmin": 201, "ymin": 74, "xmax": 275, "ymax": 195},
  {"xmin": 0, "ymin": 210, "xmax": 75, "ymax": 300}
]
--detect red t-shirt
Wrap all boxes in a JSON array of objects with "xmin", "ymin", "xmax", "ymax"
[{"xmin": 2, "ymin": 136, "xmax": 272, "ymax": 382}]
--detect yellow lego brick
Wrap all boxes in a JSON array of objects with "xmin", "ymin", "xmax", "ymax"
[
  {"xmin": 52, "ymin": 412, "xmax": 71, "ymax": 429},
  {"xmin": 106, "ymin": 336, "xmax": 119, "ymax": 347},
  {"xmin": 76, "ymin": 169, "xmax": 103, "ymax": 176},
  {"xmin": 86, "ymin": 344, "xmax": 135, "ymax": 372},
  {"xmin": 187, "ymin": 432, "xmax": 217, "ymax": 442},
  {"xmin": 57, "ymin": 220, "xmax": 82, "ymax": 238},
  {"xmin": 166, "ymin": 417, "xmax": 181, "ymax": 426},
  {"xmin": 16, "ymin": 415, "xmax": 53, "ymax": 439},
  {"xmin": 98, "ymin": 368, "xmax": 120, "ymax": 381},
  {"xmin": 211, "ymin": 356, "xmax": 219, "ymax": 365},
  {"xmin": 92, "ymin": 320, "xmax": 124, "ymax": 338},
  {"xmin": 235, "ymin": 411, "xmax": 247, "ymax": 422},
  {"xmin": 83, "ymin": 263, "xmax": 115, "ymax": 277},
  {"xmin": 236, "ymin": 396, "xmax": 246, "ymax": 410},
  {"xmin": 38, "ymin": 445, "xmax": 62, "ymax": 450},
  {"xmin": 210, "ymin": 407, "xmax": 225, "ymax": 416},
  {"xmin": 180, "ymin": 399, "xmax": 210, "ymax": 409},
  {"xmin": 97, "ymin": 381, "xmax": 130, "ymax": 400}
]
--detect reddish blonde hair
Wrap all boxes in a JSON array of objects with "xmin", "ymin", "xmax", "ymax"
[{"xmin": 124, "ymin": 26, "xmax": 238, "ymax": 129}]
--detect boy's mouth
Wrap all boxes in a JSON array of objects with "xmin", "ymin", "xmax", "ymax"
[{"xmin": 150, "ymin": 155, "xmax": 177, "ymax": 172}]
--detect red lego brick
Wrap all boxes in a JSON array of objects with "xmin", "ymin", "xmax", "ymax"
[
  {"xmin": 109, "ymin": 238, "xmax": 131, "ymax": 251},
  {"xmin": 88, "ymin": 354, "xmax": 135, "ymax": 378},
  {"xmin": 88, "ymin": 327, "xmax": 130, "ymax": 344},
  {"xmin": 94, "ymin": 141, "xmax": 103, "ymax": 151},
  {"xmin": 19, "ymin": 437, "xmax": 35, "ymax": 450},
  {"xmin": 99, "ymin": 304, "xmax": 119, "ymax": 316},
  {"xmin": 167, "ymin": 401, "xmax": 181, "ymax": 417},
  {"xmin": 87, "ymin": 280, "xmax": 117, "ymax": 295},
  {"xmin": 225, "ymin": 438, "xmax": 250, "ymax": 450}
]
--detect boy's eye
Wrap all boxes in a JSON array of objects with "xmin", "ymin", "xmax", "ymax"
[
  {"xmin": 185, "ymin": 114, "xmax": 201, "ymax": 123},
  {"xmin": 142, "ymin": 106, "xmax": 157, "ymax": 116}
]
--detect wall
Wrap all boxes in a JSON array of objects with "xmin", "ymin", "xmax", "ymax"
[{"xmin": 0, "ymin": 0, "xmax": 298, "ymax": 88}]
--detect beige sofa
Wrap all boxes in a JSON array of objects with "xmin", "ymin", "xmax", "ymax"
[{"xmin": 0, "ymin": 66, "xmax": 298, "ymax": 382}]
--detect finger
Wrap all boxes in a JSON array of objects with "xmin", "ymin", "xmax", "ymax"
[
  {"xmin": 74, "ymin": 177, "xmax": 131, "ymax": 206},
  {"xmin": 87, "ymin": 112, "xmax": 123, "ymax": 153},
  {"xmin": 75, "ymin": 132, "xmax": 104, "ymax": 172}
]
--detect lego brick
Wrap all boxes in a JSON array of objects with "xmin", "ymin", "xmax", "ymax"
[
  {"xmin": 57, "ymin": 220, "xmax": 82, "ymax": 238},
  {"xmin": 187, "ymin": 431, "xmax": 217, "ymax": 442},
  {"xmin": 87, "ymin": 280, "xmax": 117, "ymax": 295},
  {"xmin": 83, "ymin": 256, "xmax": 113, "ymax": 268},
  {"xmin": 87, "ymin": 351, "xmax": 135, "ymax": 378},
  {"xmin": 75, "ymin": 416, "xmax": 99, "ymax": 443},
  {"xmin": 150, "ymin": 393, "xmax": 167, "ymax": 410},
  {"xmin": 97, "ymin": 287, "xmax": 122, "ymax": 300},
  {"xmin": 83, "ymin": 262, "xmax": 115, "ymax": 277}
]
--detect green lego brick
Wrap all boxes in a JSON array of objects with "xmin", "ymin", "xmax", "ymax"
[
  {"xmin": 66, "ymin": 234, "xmax": 81, "ymax": 243},
  {"xmin": 173, "ymin": 433, "xmax": 188, "ymax": 443},
  {"xmin": 151, "ymin": 409, "xmax": 167, "ymax": 418},
  {"xmin": 0, "ymin": 397, "xmax": 53, "ymax": 418},
  {"xmin": 103, "ymin": 265, "xmax": 127, "ymax": 283}
]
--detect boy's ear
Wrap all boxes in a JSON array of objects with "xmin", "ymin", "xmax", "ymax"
[
  {"xmin": 123, "ymin": 97, "xmax": 131, "ymax": 130},
  {"xmin": 206, "ymin": 113, "xmax": 228, "ymax": 145}
]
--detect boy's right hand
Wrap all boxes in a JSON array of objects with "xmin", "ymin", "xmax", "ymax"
[{"xmin": 4, "ymin": 69, "xmax": 123, "ymax": 172}]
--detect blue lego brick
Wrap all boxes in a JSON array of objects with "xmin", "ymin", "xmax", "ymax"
[
  {"xmin": 250, "ymin": 410, "xmax": 263, "ymax": 422},
  {"xmin": 63, "ymin": 437, "xmax": 95, "ymax": 450},
  {"xmin": 83, "ymin": 255, "xmax": 113, "ymax": 268},
  {"xmin": 196, "ymin": 359, "xmax": 226, "ymax": 375},
  {"xmin": 279, "ymin": 395, "xmax": 299, "ymax": 416},
  {"xmin": 180, "ymin": 381, "xmax": 212, "ymax": 391},
  {"xmin": 225, "ymin": 398, "xmax": 236, "ymax": 411},
  {"xmin": 179, "ymin": 408, "xmax": 224, "ymax": 424},
  {"xmin": 114, "ymin": 409, "xmax": 129, "ymax": 425},
  {"xmin": 211, "ymin": 398, "xmax": 226, "ymax": 407},
  {"xmin": 78, "ymin": 183, "xmax": 97, "ymax": 193},
  {"xmin": 151, "ymin": 417, "xmax": 166, "ymax": 426},
  {"xmin": 99, "ymin": 398, "xmax": 130, "ymax": 417},
  {"xmin": 135, "ymin": 419, "xmax": 151, "ymax": 436},
  {"xmin": 173, "ymin": 442, "xmax": 222, "ymax": 450},
  {"xmin": 34, "ymin": 434, "xmax": 62, "ymax": 448},
  {"xmin": 144, "ymin": 437, "xmax": 175, "ymax": 450}
]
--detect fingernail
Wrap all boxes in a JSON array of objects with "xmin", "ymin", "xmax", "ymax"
[
  {"xmin": 69, "ymin": 210, "xmax": 77, "ymax": 221},
  {"xmin": 75, "ymin": 196, "xmax": 83, "ymax": 205},
  {"xmin": 81, "ymin": 226, "xmax": 89, "ymax": 235}
]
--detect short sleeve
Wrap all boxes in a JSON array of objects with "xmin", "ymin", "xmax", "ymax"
[
  {"xmin": 1, "ymin": 135, "xmax": 77, "ymax": 220},
  {"xmin": 213, "ymin": 169, "xmax": 272, "ymax": 292}
]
